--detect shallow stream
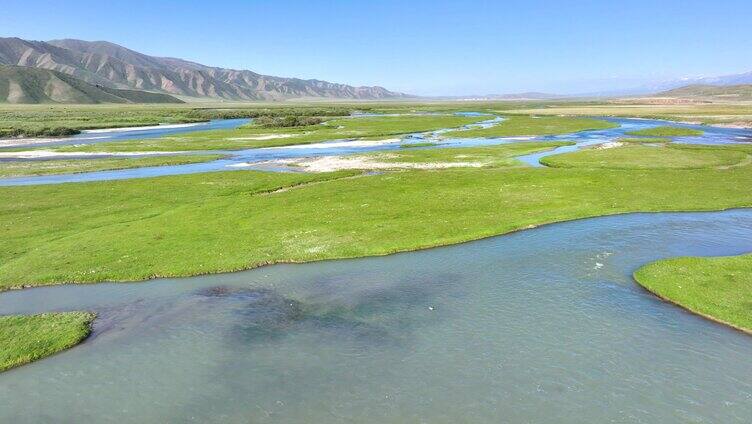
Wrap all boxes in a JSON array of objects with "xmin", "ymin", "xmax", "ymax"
[{"xmin": 1, "ymin": 116, "xmax": 750, "ymax": 186}]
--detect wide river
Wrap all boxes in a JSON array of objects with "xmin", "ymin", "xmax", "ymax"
[{"xmin": 1, "ymin": 209, "xmax": 752, "ymax": 422}]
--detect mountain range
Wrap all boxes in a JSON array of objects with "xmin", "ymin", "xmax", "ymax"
[
  {"xmin": 0, "ymin": 37, "xmax": 407, "ymax": 102},
  {"xmin": 649, "ymin": 72, "xmax": 752, "ymax": 93},
  {"xmin": 0, "ymin": 64, "xmax": 184, "ymax": 104},
  {"xmin": 657, "ymin": 84, "xmax": 752, "ymax": 100}
]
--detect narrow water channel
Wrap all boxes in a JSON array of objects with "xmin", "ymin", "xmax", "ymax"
[
  {"xmin": 1, "ymin": 209, "xmax": 751, "ymax": 423},
  {"xmin": 2, "ymin": 118, "xmax": 252, "ymax": 149},
  {"xmin": 1, "ymin": 116, "xmax": 750, "ymax": 186}
]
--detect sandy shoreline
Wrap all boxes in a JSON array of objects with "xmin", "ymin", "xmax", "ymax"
[
  {"xmin": 228, "ymin": 134, "xmax": 294, "ymax": 141},
  {"xmin": 232, "ymin": 154, "xmax": 483, "ymax": 172}
]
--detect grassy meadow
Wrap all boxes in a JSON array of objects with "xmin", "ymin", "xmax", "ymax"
[
  {"xmin": 3, "ymin": 145, "xmax": 752, "ymax": 289},
  {"xmin": 540, "ymin": 144, "xmax": 751, "ymax": 170}
]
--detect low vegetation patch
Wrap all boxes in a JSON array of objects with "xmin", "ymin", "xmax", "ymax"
[
  {"xmin": 634, "ymin": 254, "xmax": 752, "ymax": 332},
  {"xmin": 254, "ymin": 116, "xmax": 324, "ymax": 128},
  {"xmin": 0, "ymin": 105, "xmax": 358, "ymax": 138},
  {"xmin": 0, "ymin": 312, "xmax": 94, "ymax": 372}
]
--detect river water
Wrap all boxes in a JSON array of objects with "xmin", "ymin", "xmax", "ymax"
[
  {"xmin": 1, "ymin": 209, "xmax": 752, "ymax": 422},
  {"xmin": 1, "ymin": 116, "xmax": 750, "ymax": 186}
]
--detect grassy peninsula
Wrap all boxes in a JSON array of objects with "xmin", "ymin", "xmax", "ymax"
[
  {"xmin": 0, "ymin": 312, "xmax": 94, "ymax": 372},
  {"xmin": 634, "ymin": 254, "xmax": 752, "ymax": 332}
]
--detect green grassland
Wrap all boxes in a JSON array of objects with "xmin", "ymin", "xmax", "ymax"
[
  {"xmin": 3, "ymin": 145, "xmax": 752, "ymax": 289},
  {"xmin": 0, "ymin": 155, "xmax": 224, "ymax": 178},
  {"xmin": 441, "ymin": 115, "xmax": 617, "ymax": 138},
  {"xmin": 0, "ymin": 312, "xmax": 94, "ymax": 372},
  {"xmin": 540, "ymin": 144, "xmax": 751, "ymax": 170},
  {"xmin": 634, "ymin": 254, "xmax": 752, "ymax": 332},
  {"xmin": 376, "ymin": 141, "xmax": 573, "ymax": 167},
  {"xmin": 625, "ymin": 126, "xmax": 704, "ymax": 137}
]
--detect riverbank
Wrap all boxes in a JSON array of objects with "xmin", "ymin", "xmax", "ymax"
[{"xmin": 3, "ymin": 109, "xmax": 752, "ymax": 372}]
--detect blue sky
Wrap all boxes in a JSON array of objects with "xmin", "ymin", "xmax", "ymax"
[{"xmin": 2, "ymin": 0, "xmax": 751, "ymax": 95}]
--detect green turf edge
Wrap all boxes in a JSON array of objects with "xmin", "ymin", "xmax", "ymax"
[
  {"xmin": 0, "ymin": 311, "xmax": 95, "ymax": 372},
  {"xmin": 633, "ymin": 255, "xmax": 752, "ymax": 334}
]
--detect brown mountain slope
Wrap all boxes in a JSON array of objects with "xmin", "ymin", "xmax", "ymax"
[
  {"xmin": 0, "ymin": 64, "xmax": 184, "ymax": 104},
  {"xmin": 0, "ymin": 37, "xmax": 408, "ymax": 101}
]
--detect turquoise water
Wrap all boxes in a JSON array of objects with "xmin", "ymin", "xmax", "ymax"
[{"xmin": 1, "ymin": 210, "xmax": 752, "ymax": 422}]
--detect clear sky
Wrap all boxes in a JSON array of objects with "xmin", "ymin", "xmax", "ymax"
[{"xmin": 2, "ymin": 0, "xmax": 751, "ymax": 95}]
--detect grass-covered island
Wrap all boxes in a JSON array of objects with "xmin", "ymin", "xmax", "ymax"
[
  {"xmin": 634, "ymin": 254, "xmax": 752, "ymax": 333},
  {"xmin": 0, "ymin": 312, "xmax": 94, "ymax": 372}
]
